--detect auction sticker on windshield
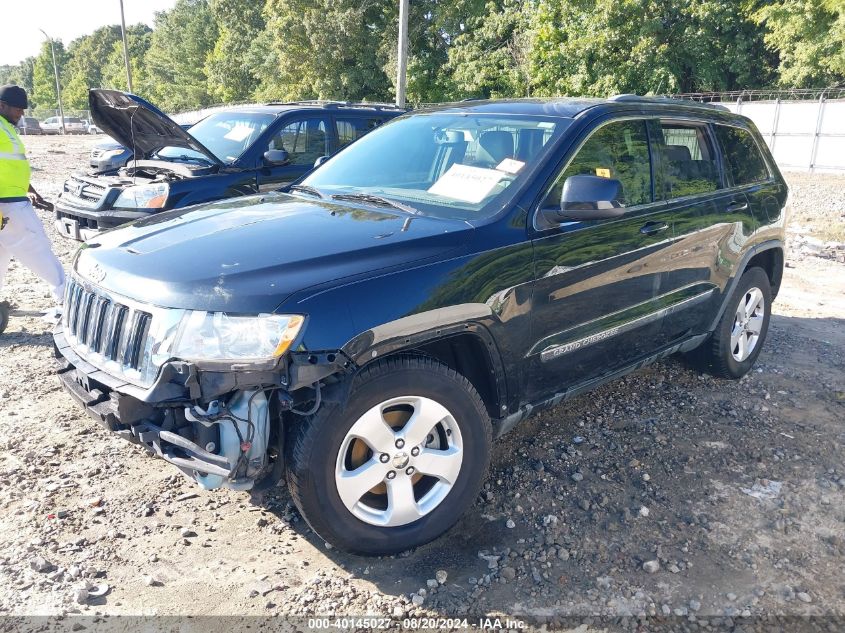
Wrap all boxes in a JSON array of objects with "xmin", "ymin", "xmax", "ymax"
[{"xmin": 428, "ymin": 164, "xmax": 505, "ymax": 203}]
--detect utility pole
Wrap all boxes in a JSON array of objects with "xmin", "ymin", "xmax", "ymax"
[
  {"xmin": 39, "ymin": 29, "xmax": 65, "ymax": 135},
  {"xmin": 396, "ymin": 0, "xmax": 409, "ymax": 108},
  {"xmin": 119, "ymin": 0, "xmax": 134, "ymax": 92}
]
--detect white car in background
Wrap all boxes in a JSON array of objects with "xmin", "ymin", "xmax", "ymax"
[{"xmin": 41, "ymin": 116, "xmax": 88, "ymax": 134}]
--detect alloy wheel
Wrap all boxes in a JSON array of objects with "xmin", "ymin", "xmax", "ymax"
[
  {"xmin": 334, "ymin": 395, "xmax": 463, "ymax": 527},
  {"xmin": 730, "ymin": 287, "xmax": 765, "ymax": 362}
]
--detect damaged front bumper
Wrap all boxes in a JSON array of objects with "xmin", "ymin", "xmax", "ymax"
[{"xmin": 53, "ymin": 326, "xmax": 352, "ymax": 489}]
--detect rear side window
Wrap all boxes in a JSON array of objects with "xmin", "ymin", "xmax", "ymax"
[
  {"xmin": 336, "ymin": 117, "xmax": 382, "ymax": 150},
  {"xmin": 714, "ymin": 125, "xmax": 770, "ymax": 186},
  {"xmin": 657, "ymin": 123, "xmax": 721, "ymax": 199},
  {"xmin": 546, "ymin": 120, "xmax": 652, "ymax": 208}
]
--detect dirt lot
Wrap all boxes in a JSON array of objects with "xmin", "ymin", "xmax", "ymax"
[{"xmin": 0, "ymin": 136, "xmax": 844, "ymax": 626}]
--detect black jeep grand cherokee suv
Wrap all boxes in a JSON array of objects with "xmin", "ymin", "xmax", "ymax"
[{"xmin": 54, "ymin": 96, "xmax": 787, "ymax": 554}]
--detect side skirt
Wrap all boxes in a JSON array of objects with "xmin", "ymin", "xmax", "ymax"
[{"xmin": 494, "ymin": 333, "xmax": 709, "ymax": 438}]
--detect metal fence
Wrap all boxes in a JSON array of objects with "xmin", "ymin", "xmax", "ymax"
[{"xmin": 677, "ymin": 88, "xmax": 845, "ymax": 173}]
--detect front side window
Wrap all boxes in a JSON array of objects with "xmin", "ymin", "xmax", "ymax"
[
  {"xmin": 267, "ymin": 118, "xmax": 329, "ymax": 166},
  {"xmin": 714, "ymin": 125, "xmax": 770, "ymax": 186},
  {"xmin": 658, "ymin": 123, "xmax": 721, "ymax": 199},
  {"xmin": 158, "ymin": 111, "xmax": 275, "ymax": 164},
  {"xmin": 543, "ymin": 119, "xmax": 652, "ymax": 210},
  {"xmin": 302, "ymin": 113, "xmax": 568, "ymax": 220}
]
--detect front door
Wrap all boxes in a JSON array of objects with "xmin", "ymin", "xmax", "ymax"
[
  {"xmin": 256, "ymin": 115, "xmax": 332, "ymax": 192},
  {"xmin": 524, "ymin": 118, "xmax": 679, "ymax": 404}
]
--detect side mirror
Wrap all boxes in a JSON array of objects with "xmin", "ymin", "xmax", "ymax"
[
  {"xmin": 313, "ymin": 155, "xmax": 329, "ymax": 168},
  {"xmin": 541, "ymin": 174, "xmax": 626, "ymax": 224},
  {"xmin": 264, "ymin": 149, "xmax": 289, "ymax": 166}
]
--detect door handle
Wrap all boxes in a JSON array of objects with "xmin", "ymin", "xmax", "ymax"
[
  {"xmin": 725, "ymin": 200, "xmax": 748, "ymax": 212},
  {"xmin": 639, "ymin": 221, "xmax": 669, "ymax": 235}
]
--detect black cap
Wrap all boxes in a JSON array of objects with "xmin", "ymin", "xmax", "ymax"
[{"xmin": 0, "ymin": 85, "xmax": 28, "ymax": 109}]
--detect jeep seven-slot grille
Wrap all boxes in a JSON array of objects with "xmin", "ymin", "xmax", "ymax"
[{"xmin": 64, "ymin": 279, "xmax": 152, "ymax": 372}]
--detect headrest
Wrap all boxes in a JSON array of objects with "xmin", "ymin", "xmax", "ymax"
[{"xmin": 477, "ymin": 131, "xmax": 514, "ymax": 165}]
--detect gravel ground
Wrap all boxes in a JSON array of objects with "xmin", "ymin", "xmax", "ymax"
[{"xmin": 0, "ymin": 136, "xmax": 844, "ymax": 629}]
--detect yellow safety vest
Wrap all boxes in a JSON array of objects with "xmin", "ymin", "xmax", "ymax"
[{"xmin": 0, "ymin": 115, "xmax": 30, "ymax": 199}]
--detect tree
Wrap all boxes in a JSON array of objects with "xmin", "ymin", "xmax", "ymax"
[
  {"xmin": 62, "ymin": 26, "xmax": 123, "ymax": 109},
  {"xmin": 143, "ymin": 0, "xmax": 218, "ymax": 110},
  {"xmin": 532, "ymin": 0, "xmax": 774, "ymax": 96},
  {"xmin": 755, "ymin": 0, "xmax": 845, "ymax": 87},
  {"xmin": 100, "ymin": 24, "xmax": 153, "ymax": 93},
  {"xmin": 206, "ymin": 0, "xmax": 266, "ymax": 102},
  {"xmin": 446, "ymin": 0, "xmax": 536, "ymax": 99},
  {"xmin": 32, "ymin": 40, "xmax": 67, "ymax": 111},
  {"xmin": 254, "ymin": 0, "xmax": 394, "ymax": 102}
]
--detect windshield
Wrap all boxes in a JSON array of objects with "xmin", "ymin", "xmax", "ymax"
[
  {"xmin": 302, "ymin": 113, "xmax": 569, "ymax": 220},
  {"xmin": 157, "ymin": 111, "xmax": 275, "ymax": 164}
]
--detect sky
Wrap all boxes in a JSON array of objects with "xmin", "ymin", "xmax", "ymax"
[{"xmin": 1, "ymin": 0, "xmax": 178, "ymax": 66}]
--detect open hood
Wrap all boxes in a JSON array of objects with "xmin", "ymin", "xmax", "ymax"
[{"xmin": 88, "ymin": 89, "xmax": 222, "ymax": 166}]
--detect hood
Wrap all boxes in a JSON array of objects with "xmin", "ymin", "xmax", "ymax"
[
  {"xmin": 74, "ymin": 193, "xmax": 470, "ymax": 313},
  {"xmin": 88, "ymin": 89, "xmax": 221, "ymax": 166}
]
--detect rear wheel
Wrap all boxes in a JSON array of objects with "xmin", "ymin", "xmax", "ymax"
[
  {"xmin": 690, "ymin": 267, "xmax": 771, "ymax": 379},
  {"xmin": 286, "ymin": 354, "xmax": 491, "ymax": 555}
]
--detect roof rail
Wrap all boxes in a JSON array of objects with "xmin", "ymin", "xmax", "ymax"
[
  {"xmin": 607, "ymin": 94, "xmax": 730, "ymax": 111},
  {"xmin": 263, "ymin": 99, "xmax": 406, "ymax": 111}
]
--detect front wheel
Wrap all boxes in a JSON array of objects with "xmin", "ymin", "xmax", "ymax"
[{"xmin": 285, "ymin": 354, "xmax": 492, "ymax": 555}]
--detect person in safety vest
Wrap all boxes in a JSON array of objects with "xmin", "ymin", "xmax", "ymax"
[{"xmin": 0, "ymin": 85, "xmax": 66, "ymax": 334}]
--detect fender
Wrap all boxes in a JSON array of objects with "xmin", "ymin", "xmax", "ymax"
[
  {"xmin": 341, "ymin": 305, "xmax": 510, "ymax": 418},
  {"xmin": 706, "ymin": 238, "xmax": 784, "ymax": 332}
]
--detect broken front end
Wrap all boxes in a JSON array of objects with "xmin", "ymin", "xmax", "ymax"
[{"xmin": 53, "ymin": 275, "xmax": 350, "ymax": 491}]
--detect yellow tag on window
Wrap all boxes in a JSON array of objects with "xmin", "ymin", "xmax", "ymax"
[{"xmin": 595, "ymin": 168, "xmax": 611, "ymax": 178}]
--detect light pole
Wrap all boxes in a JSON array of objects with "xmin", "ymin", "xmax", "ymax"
[
  {"xmin": 119, "ymin": 0, "xmax": 133, "ymax": 92},
  {"xmin": 396, "ymin": 0, "xmax": 409, "ymax": 107},
  {"xmin": 39, "ymin": 29, "xmax": 65, "ymax": 135}
]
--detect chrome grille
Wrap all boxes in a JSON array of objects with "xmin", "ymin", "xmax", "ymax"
[
  {"xmin": 63, "ymin": 177, "xmax": 107, "ymax": 206},
  {"xmin": 63, "ymin": 278, "xmax": 152, "ymax": 376}
]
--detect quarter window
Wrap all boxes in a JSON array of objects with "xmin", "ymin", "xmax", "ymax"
[
  {"xmin": 544, "ymin": 120, "xmax": 652, "ymax": 209},
  {"xmin": 267, "ymin": 118, "xmax": 330, "ymax": 166},
  {"xmin": 714, "ymin": 125, "xmax": 770, "ymax": 186},
  {"xmin": 657, "ymin": 123, "xmax": 721, "ymax": 199}
]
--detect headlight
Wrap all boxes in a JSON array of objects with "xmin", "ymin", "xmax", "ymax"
[
  {"xmin": 98, "ymin": 149, "xmax": 125, "ymax": 159},
  {"xmin": 139, "ymin": 312, "xmax": 304, "ymax": 383},
  {"xmin": 114, "ymin": 183, "xmax": 169, "ymax": 209}
]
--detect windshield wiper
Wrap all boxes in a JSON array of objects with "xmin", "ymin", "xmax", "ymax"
[
  {"xmin": 288, "ymin": 184, "xmax": 324, "ymax": 199},
  {"xmin": 331, "ymin": 193, "xmax": 419, "ymax": 214}
]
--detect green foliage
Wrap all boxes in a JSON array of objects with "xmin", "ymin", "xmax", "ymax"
[
  {"xmin": 2, "ymin": 0, "xmax": 844, "ymax": 114},
  {"xmin": 0, "ymin": 59, "xmax": 35, "ymax": 98},
  {"xmin": 143, "ymin": 0, "xmax": 219, "ymax": 110},
  {"xmin": 754, "ymin": 0, "xmax": 845, "ymax": 87},
  {"xmin": 446, "ymin": 0, "xmax": 536, "ymax": 99},
  {"xmin": 32, "ymin": 40, "xmax": 68, "ymax": 110},
  {"xmin": 532, "ymin": 0, "xmax": 774, "ymax": 96},
  {"xmin": 101, "ymin": 25, "xmax": 153, "ymax": 92},
  {"xmin": 254, "ymin": 0, "xmax": 393, "ymax": 102},
  {"xmin": 62, "ymin": 26, "xmax": 123, "ymax": 109},
  {"xmin": 206, "ymin": 0, "xmax": 266, "ymax": 102}
]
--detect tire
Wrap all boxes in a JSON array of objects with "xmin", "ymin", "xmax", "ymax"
[
  {"xmin": 285, "ymin": 354, "xmax": 492, "ymax": 555},
  {"xmin": 690, "ymin": 267, "xmax": 772, "ymax": 379}
]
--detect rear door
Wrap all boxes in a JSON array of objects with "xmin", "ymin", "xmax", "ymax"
[
  {"xmin": 256, "ymin": 114, "xmax": 332, "ymax": 192},
  {"xmin": 525, "ymin": 117, "xmax": 679, "ymax": 403},
  {"xmin": 653, "ymin": 119, "xmax": 766, "ymax": 346}
]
